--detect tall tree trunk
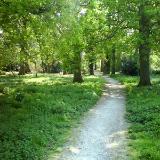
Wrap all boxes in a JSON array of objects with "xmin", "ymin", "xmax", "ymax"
[
  {"xmin": 116, "ymin": 53, "xmax": 121, "ymax": 73},
  {"xmin": 94, "ymin": 63, "xmax": 97, "ymax": 70},
  {"xmin": 111, "ymin": 45, "xmax": 116, "ymax": 75},
  {"xmin": 100, "ymin": 60, "xmax": 104, "ymax": 72},
  {"xmin": 89, "ymin": 59, "xmax": 94, "ymax": 75},
  {"xmin": 138, "ymin": 2, "xmax": 151, "ymax": 86},
  {"xmin": 34, "ymin": 62, "xmax": 38, "ymax": 77},
  {"xmin": 73, "ymin": 53, "xmax": 83, "ymax": 83},
  {"xmin": 103, "ymin": 54, "xmax": 110, "ymax": 75}
]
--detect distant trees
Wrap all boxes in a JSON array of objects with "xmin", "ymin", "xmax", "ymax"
[{"xmin": 0, "ymin": 0, "xmax": 57, "ymax": 74}]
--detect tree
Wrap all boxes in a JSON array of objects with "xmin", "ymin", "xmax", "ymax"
[
  {"xmin": 57, "ymin": 1, "xmax": 86, "ymax": 82},
  {"xmin": 111, "ymin": 44, "xmax": 116, "ymax": 75},
  {"xmin": 103, "ymin": 0, "xmax": 159, "ymax": 85},
  {"xmin": 138, "ymin": 1, "xmax": 151, "ymax": 86},
  {"xmin": 0, "ymin": 0, "xmax": 64, "ymax": 74}
]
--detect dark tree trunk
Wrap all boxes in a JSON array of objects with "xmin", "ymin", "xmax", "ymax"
[
  {"xmin": 63, "ymin": 68, "xmax": 68, "ymax": 75},
  {"xmin": 89, "ymin": 60, "xmax": 94, "ymax": 75},
  {"xmin": 34, "ymin": 62, "xmax": 38, "ymax": 77},
  {"xmin": 94, "ymin": 63, "xmax": 97, "ymax": 70},
  {"xmin": 103, "ymin": 54, "xmax": 110, "ymax": 75},
  {"xmin": 42, "ymin": 61, "xmax": 45, "ymax": 73},
  {"xmin": 73, "ymin": 70, "xmax": 83, "ymax": 83},
  {"xmin": 138, "ymin": 3, "xmax": 151, "ymax": 86},
  {"xmin": 63, "ymin": 70, "xmax": 67, "ymax": 75},
  {"xmin": 100, "ymin": 60, "xmax": 104, "ymax": 72},
  {"xmin": 111, "ymin": 45, "xmax": 116, "ymax": 75},
  {"xmin": 73, "ymin": 53, "xmax": 83, "ymax": 83}
]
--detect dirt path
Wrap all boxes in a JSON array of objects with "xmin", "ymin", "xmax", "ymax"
[{"xmin": 50, "ymin": 76, "xmax": 128, "ymax": 160}]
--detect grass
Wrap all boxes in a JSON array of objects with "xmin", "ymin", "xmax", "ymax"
[
  {"xmin": 0, "ymin": 74, "xmax": 105, "ymax": 160},
  {"xmin": 111, "ymin": 74, "xmax": 160, "ymax": 160}
]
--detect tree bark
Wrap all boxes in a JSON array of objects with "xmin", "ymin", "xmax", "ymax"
[
  {"xmin": 103, "ymin": 54, "xmax": 110, "ymax": 75},
  {"xmin": 34, "ymin": 62, "xmax": 38, "ymax": 77},
  {"xmin": 73, "ymin": 53, "xmax": 83, "ymax": 83},
  {"xmin": 138, "ymin": 2, "xmax": 151, "ymax": 86},
  {"xmin": 111, "ymin": 45, "xmax": 116, "ymax": 75},
  {"xmin": 73, "ymin": 70, "xmax": 83, "ymax": 83},
  {"xmin": 94, "ymin": 63, "xmax": 97, "ymax": 70},
  {"xmin": 100, "ymin": 60, "xmax": 104, "ymax": 72},
  {"xmin": 89, "ymin": 59, "xmax": 94, "ymax": 75}
]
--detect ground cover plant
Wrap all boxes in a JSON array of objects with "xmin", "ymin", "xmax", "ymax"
[
  {"xmin": 111, "ymin": 74, "xmax": 160, "ymax": 160},
  {"xmin": 0, "ymin": 74, "xmax": 105, "ymax": 160}
]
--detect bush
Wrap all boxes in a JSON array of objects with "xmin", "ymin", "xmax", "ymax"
[
  {"xmin": 121, "ymin": 58, "xmax": 139, "ymax": 76},
  {"xmin": 152, "ymin": 70, "xmax": 160, "ymax": 75},
  {"xmin": 3, "ymin": 87, "xmax": 11, "ymax": 95},
  {"xmin": 14, "ymin": 92, "xmax": 25, "ymax": 102}
]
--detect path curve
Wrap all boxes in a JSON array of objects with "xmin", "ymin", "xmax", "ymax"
[{"xmin": 50, "ymin": 76, "xmax": 128, "ymax": 160}]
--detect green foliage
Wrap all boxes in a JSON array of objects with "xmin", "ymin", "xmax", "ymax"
[
  {"xmin": 121, "ymin": 58, "xmax": 139, "ymax": 76},
  {"xmin": 112, "ymin": 74, "xmax": 160, "ymax": 160},
  {"xmin": 0, "ymin": 74, "xmax": 105, "ymax": 159}
]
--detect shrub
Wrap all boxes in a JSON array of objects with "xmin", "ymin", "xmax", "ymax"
[
  {"xmin": 121, "ymin": 58, "xmax": 139, "ymax": 76},
  {"xmin": 3, "ymin": 87, "xmax": 11, "ymax": 95},
  {"xmin": 152, "ymin": 70, "xmax": 160, "ymax": 75},
  {"xmin": 14, "ymin": 92, "xmax": 25, "ymax": 102}
]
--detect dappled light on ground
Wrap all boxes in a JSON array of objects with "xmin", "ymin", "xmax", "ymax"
[{"xmin": 0, "ymin": 74, "xmax": 104, "ymax": 159}]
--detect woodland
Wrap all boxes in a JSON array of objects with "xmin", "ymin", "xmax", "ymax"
[{"xmin": 0, "ymin": 0, "xmax": 160, "ymax": 159}]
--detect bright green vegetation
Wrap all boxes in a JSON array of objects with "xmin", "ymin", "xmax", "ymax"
[
  {"xmin": 112, "ymin": 74, "xmax": 160, "ymax": 160},
  {"xmin": 0, "ymin": 74, "xmax": 105, "ymax": 160}
]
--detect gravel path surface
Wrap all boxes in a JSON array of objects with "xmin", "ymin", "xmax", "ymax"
[{"xmin": 49, "ymin": 76, "xmax": 128, "ymax": 160}]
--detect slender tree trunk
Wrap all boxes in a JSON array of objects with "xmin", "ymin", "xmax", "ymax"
[
  {"xmin": 111, "ymin": 45, "xmax": 116, "ymax": 75},
  {"xmin": 73, "ymin": 53, "xmax": 83, "ymax": 83},
  {"xmin": 42, "ymin": 61, "xmax": 45, "ymax": 73},
  {"xmin": 94, "ymin": 63, "xmax": 97, "ymax": 70},
  {"xmin": 100, "ymin": 60, "xmax": 104, "ymax": 72},
  {"xmin": 116, "ymin": 53, "xmax": 121, "ymax": 73},
  {"xmin": 89, "ymin": 59, "xmax": 94, "ymax": 75},
  {"xmin": 34, "ymin": 62, "xmax": 38, "ymax": 77},
  {"xmin": 103, "ymin": 54, "xmax": 110, "ymax": 75},
  {"xmin": 138, "ymin": 2, "xmax": 151, "ymax": 86}
]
